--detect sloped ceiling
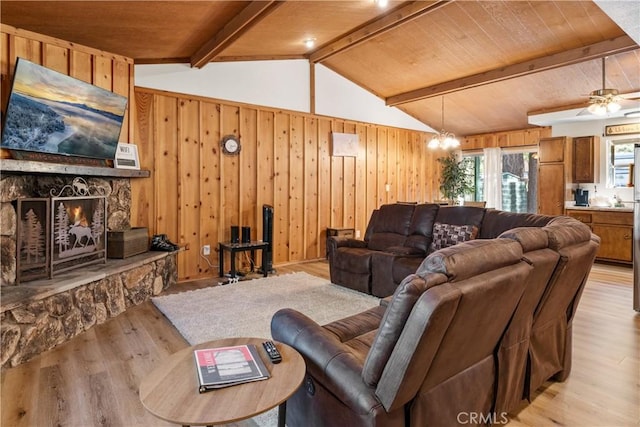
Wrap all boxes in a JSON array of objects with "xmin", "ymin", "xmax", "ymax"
[{"xmin": 1, "ymin": 0, "xmax": 639, "ymax": 136}]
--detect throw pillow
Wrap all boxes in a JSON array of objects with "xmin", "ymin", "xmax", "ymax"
[{"xmin": 430, "ymin": 222, "xmax": 478, "ymax": 251}]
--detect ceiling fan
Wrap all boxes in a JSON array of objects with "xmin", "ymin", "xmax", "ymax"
[{"xmin": 580, "ymin": 56, "xmax": 639, "ymax": 116}]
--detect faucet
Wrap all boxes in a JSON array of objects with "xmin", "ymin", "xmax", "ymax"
[{"xmin": 613, "ymin": 194, "xmax": 624, "ymax": 208}]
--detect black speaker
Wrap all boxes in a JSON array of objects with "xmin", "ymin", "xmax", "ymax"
[
  {"xmin": 241, "ymin": 226, "xmax": 251, "ymax": 243},
  {"xmin": 260, "ymin": 204, "xmax": 274, "ymax": 274},
  {"xmin": 230, "ymin": 226, "xmax": 239, "ymax": 243}
]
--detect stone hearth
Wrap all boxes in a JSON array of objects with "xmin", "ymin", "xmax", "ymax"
[
  {"xmin": 1, "ymin": 251, "xmax": 177, "ymax": 368},
  {"xmin": 0, "ymin": 162, "xmax": 165, "ymax": 368}
]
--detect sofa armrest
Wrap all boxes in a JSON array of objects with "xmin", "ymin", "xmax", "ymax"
[
  {"xmin": 327, "ymin": 236, "xmax": 367, "ymax": 258},
  {"xmin": 334, "ymin": 236, "xmax": 367, "ymax": 248},
  {"xmin": 271, "ymin": 308, "xmax": 383, "ymax": 415}
]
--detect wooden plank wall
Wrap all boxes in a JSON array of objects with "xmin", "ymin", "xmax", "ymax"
[
  {"xmin": 0, "ymin": 24, "xmax": 135, "ymax": 146},
  {"xmin": 135, "ymin": 88, "xmax": 443, "ymax": 281},
  {"xmin": 0, "ymin": 24, "xmax": 444, "ymax": 282}
]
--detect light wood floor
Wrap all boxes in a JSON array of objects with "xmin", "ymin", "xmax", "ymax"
[{"xmin": 1, "ymin": 261, "xmax": 638, "ymax": 427}]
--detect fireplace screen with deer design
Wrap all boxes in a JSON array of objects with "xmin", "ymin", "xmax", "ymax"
[
  {"xmin": 16, "ymin": 198, "xmax": 50, "ymax": 283},
  {"xmin": 50, "ymin": 195, "xmax": 107, "ymax": 275}
]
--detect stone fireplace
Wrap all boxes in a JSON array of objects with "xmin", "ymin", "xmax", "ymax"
[
  {"xmin": 1, "ymin": 174, "xmax": 131, "ymax": 286},
  {"xmin": 15, "ymin": 177, "xmax": 110, "ymax": 282},
  {"xmin": 0, "ymin": 162, "xmax": 177, "ymax": 368}
]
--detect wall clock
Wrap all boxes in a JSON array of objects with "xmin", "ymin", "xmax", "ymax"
[{"xmin": 221, "ymin": 135, "xmax": 241, "ymax": 155}]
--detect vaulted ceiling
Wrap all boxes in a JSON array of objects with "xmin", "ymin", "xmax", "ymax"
[{"xmin": 2, "ymin": 1, "xmax": 639, "ymax": 136}]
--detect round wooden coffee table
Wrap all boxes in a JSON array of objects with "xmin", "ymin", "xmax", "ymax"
[{"xmin": 139, "ymin": 337, "xmax": 305, "ymax": 426}]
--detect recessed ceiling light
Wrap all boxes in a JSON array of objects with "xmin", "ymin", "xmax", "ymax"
[
  {"xmin": 304, "ymin": 38, "xmax": 316, "ymax": 48},
  {"xmin": 625, "ymin": 110, "xmax": 640, "ymax": 118},
  {"xmin": 375, "ymin": 0, "xmax": 389, "ymax": 7}
]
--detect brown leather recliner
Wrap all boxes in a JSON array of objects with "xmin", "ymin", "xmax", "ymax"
[
  {"xmin": 527, "ymin": 216, "xmax": 600, "ymax": 394},
  {"xmin": 493, "ymin": 227, "xmax": 561, "ymax": 414},
  {"xmin": 328, "ymin": 203, "xmax": 491, "ymax": 298},
  {"xmin": 493, "ymin": 217, "xmax": 600, "ymax": 414},
  {"xmin": 272, "ymin": 238, "xmax": 532, "ymax": 426},
  {"xmin": 328, "ymin": 203, "xmax": 439, "ymax": 296}
]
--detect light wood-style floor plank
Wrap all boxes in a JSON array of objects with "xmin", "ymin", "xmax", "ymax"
[{"xmin": 1, "ymin": 261, "xmax": 638, "ymax": 427}]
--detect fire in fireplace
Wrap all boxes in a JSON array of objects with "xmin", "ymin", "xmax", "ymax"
[{"xmin": 51, "ymin": 195, "xmax": 106, "ymax": 274}]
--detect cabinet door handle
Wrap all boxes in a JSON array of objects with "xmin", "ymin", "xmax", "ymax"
[{"xmin": 624, "ymin": 234, "xmax": 632, "ymax": 240}]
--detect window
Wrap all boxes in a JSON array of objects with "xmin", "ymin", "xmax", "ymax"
[
  {"xmin": 462, "ymin": 148, "xmax": 538, "ymax": 213},
  {"xmin": 462, "ymin": 152, "xmax": 484, "ymax": 202},
  {"xmin": 607, "ymin": 138, "xmax": 636, "ymax": 188},
  {"xmin": 501, "ymin": 149, "xmax": 538, "ymax": 213}
]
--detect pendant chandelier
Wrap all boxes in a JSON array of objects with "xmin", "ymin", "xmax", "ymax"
[{"xmin": 428, "ymin": 97, "xmax": 460, "ymax": 149}]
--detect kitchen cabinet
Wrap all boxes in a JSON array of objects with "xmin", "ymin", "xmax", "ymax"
[
  {"xmin": 539, "ymin": 164, "xmax": 565, "ymax": 215},
  {"xmin": 539, "ymin": 136, "xmax": 565, "ymax": 163},
  {"xmin": 565, "ymin": 208, "xmax": 632, "ymax": 264},
  {"xmin": 460, "ymin": 127, "xmax": 551, "ymax": 151},
  {"xmin": 573, "ymin": 136, "xmax": 599, "ymax": 183},
  {"xmin": 538, "ymin": 137, "xmax": 568, "ymax": 216}
]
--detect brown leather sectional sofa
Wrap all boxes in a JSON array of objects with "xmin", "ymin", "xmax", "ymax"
[
  {"xmin": 327, "ymin": 203, "xmax": 553, "ymax": 298},
  {"xmin": 272, "ymin": 204, "xmax": 599, "ymax": 426}
]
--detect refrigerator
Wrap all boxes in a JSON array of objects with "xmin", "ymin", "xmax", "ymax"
[{"xmin": 634, "ymin": 144, "xmax": 640, "ymax": 311}]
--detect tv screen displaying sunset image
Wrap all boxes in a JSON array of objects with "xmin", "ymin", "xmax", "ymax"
[{"xmin": 1, "ymin": 58, "xmax": 128, "ymax": 161}]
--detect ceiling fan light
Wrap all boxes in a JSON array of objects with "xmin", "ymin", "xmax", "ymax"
[
  {"xmin": 587, "ymin": 58, "xmax": 623, "ymax": 117},
  {"xmin": 607, "ymin": 101, "xmax": 621, "ymax": 113},
  {"xmin": 588, "ymin": 103, "xmax": 606, "ymax": 116},
  {"xmin": 428, "ymin": 137, "xmax": 440, "ymax": 149}
]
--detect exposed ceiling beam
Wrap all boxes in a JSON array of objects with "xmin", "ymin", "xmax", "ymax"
[
  {"xmin": 308, "ymin": 0, "xmax": 451, "ymax": 64},
  {"xmin": 190, "ymin": 1, "xmax": 281, "ymax": 68},
  {"xmin": 386, "ymin": 35, "xmax": 639, "ymax": 106},
  {"xmin": 135, "ymin": 57, "xmax": 190, "ymax": 65},
  {"xmin": 212, "ymin": 54, "xmax": 307, "ymax": 62}
]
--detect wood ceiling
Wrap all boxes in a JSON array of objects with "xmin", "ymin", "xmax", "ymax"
[{"xmin": 1, "ymin": 1, "xmax": 639, "ymax": 136}]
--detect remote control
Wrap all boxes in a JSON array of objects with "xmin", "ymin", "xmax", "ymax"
[{"xmin": 262, "ymin": 340, "xmax": 282, "ymax": 364}]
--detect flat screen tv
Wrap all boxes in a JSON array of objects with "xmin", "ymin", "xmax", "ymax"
[{"xmin": 1, "ymin": 58, "xmax": 128, "ymax": 161}]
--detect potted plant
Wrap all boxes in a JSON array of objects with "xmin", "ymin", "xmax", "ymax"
[{"xmin": 437, "ymin": 152, "xmax": 473, "ymax": 205}]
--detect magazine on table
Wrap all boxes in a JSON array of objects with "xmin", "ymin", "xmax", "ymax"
[{"xmin": 193, "ymin": 344, "xmax": 270, "ymax": 392}]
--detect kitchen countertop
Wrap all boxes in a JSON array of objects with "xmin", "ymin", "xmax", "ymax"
[{"xmin": 565, "ymin": 205, "xmax": 633, "ymax": 213}]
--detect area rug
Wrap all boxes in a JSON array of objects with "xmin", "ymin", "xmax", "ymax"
[
  {"xmin": 152, "ymin": 271, "xmax": 380, "ymax": 345},
  {"xmin": 151, "ymin": 272, "xmax": 380, "ymax": 427}
]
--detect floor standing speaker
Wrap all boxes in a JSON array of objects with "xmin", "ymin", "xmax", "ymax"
[
  {"xmin": 241, "ymin": 226, "xmax": 251, "ymax": 243},
  {"xmin": 260, "ymin": 205, "xmax": 275, "ymax": 274}
]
